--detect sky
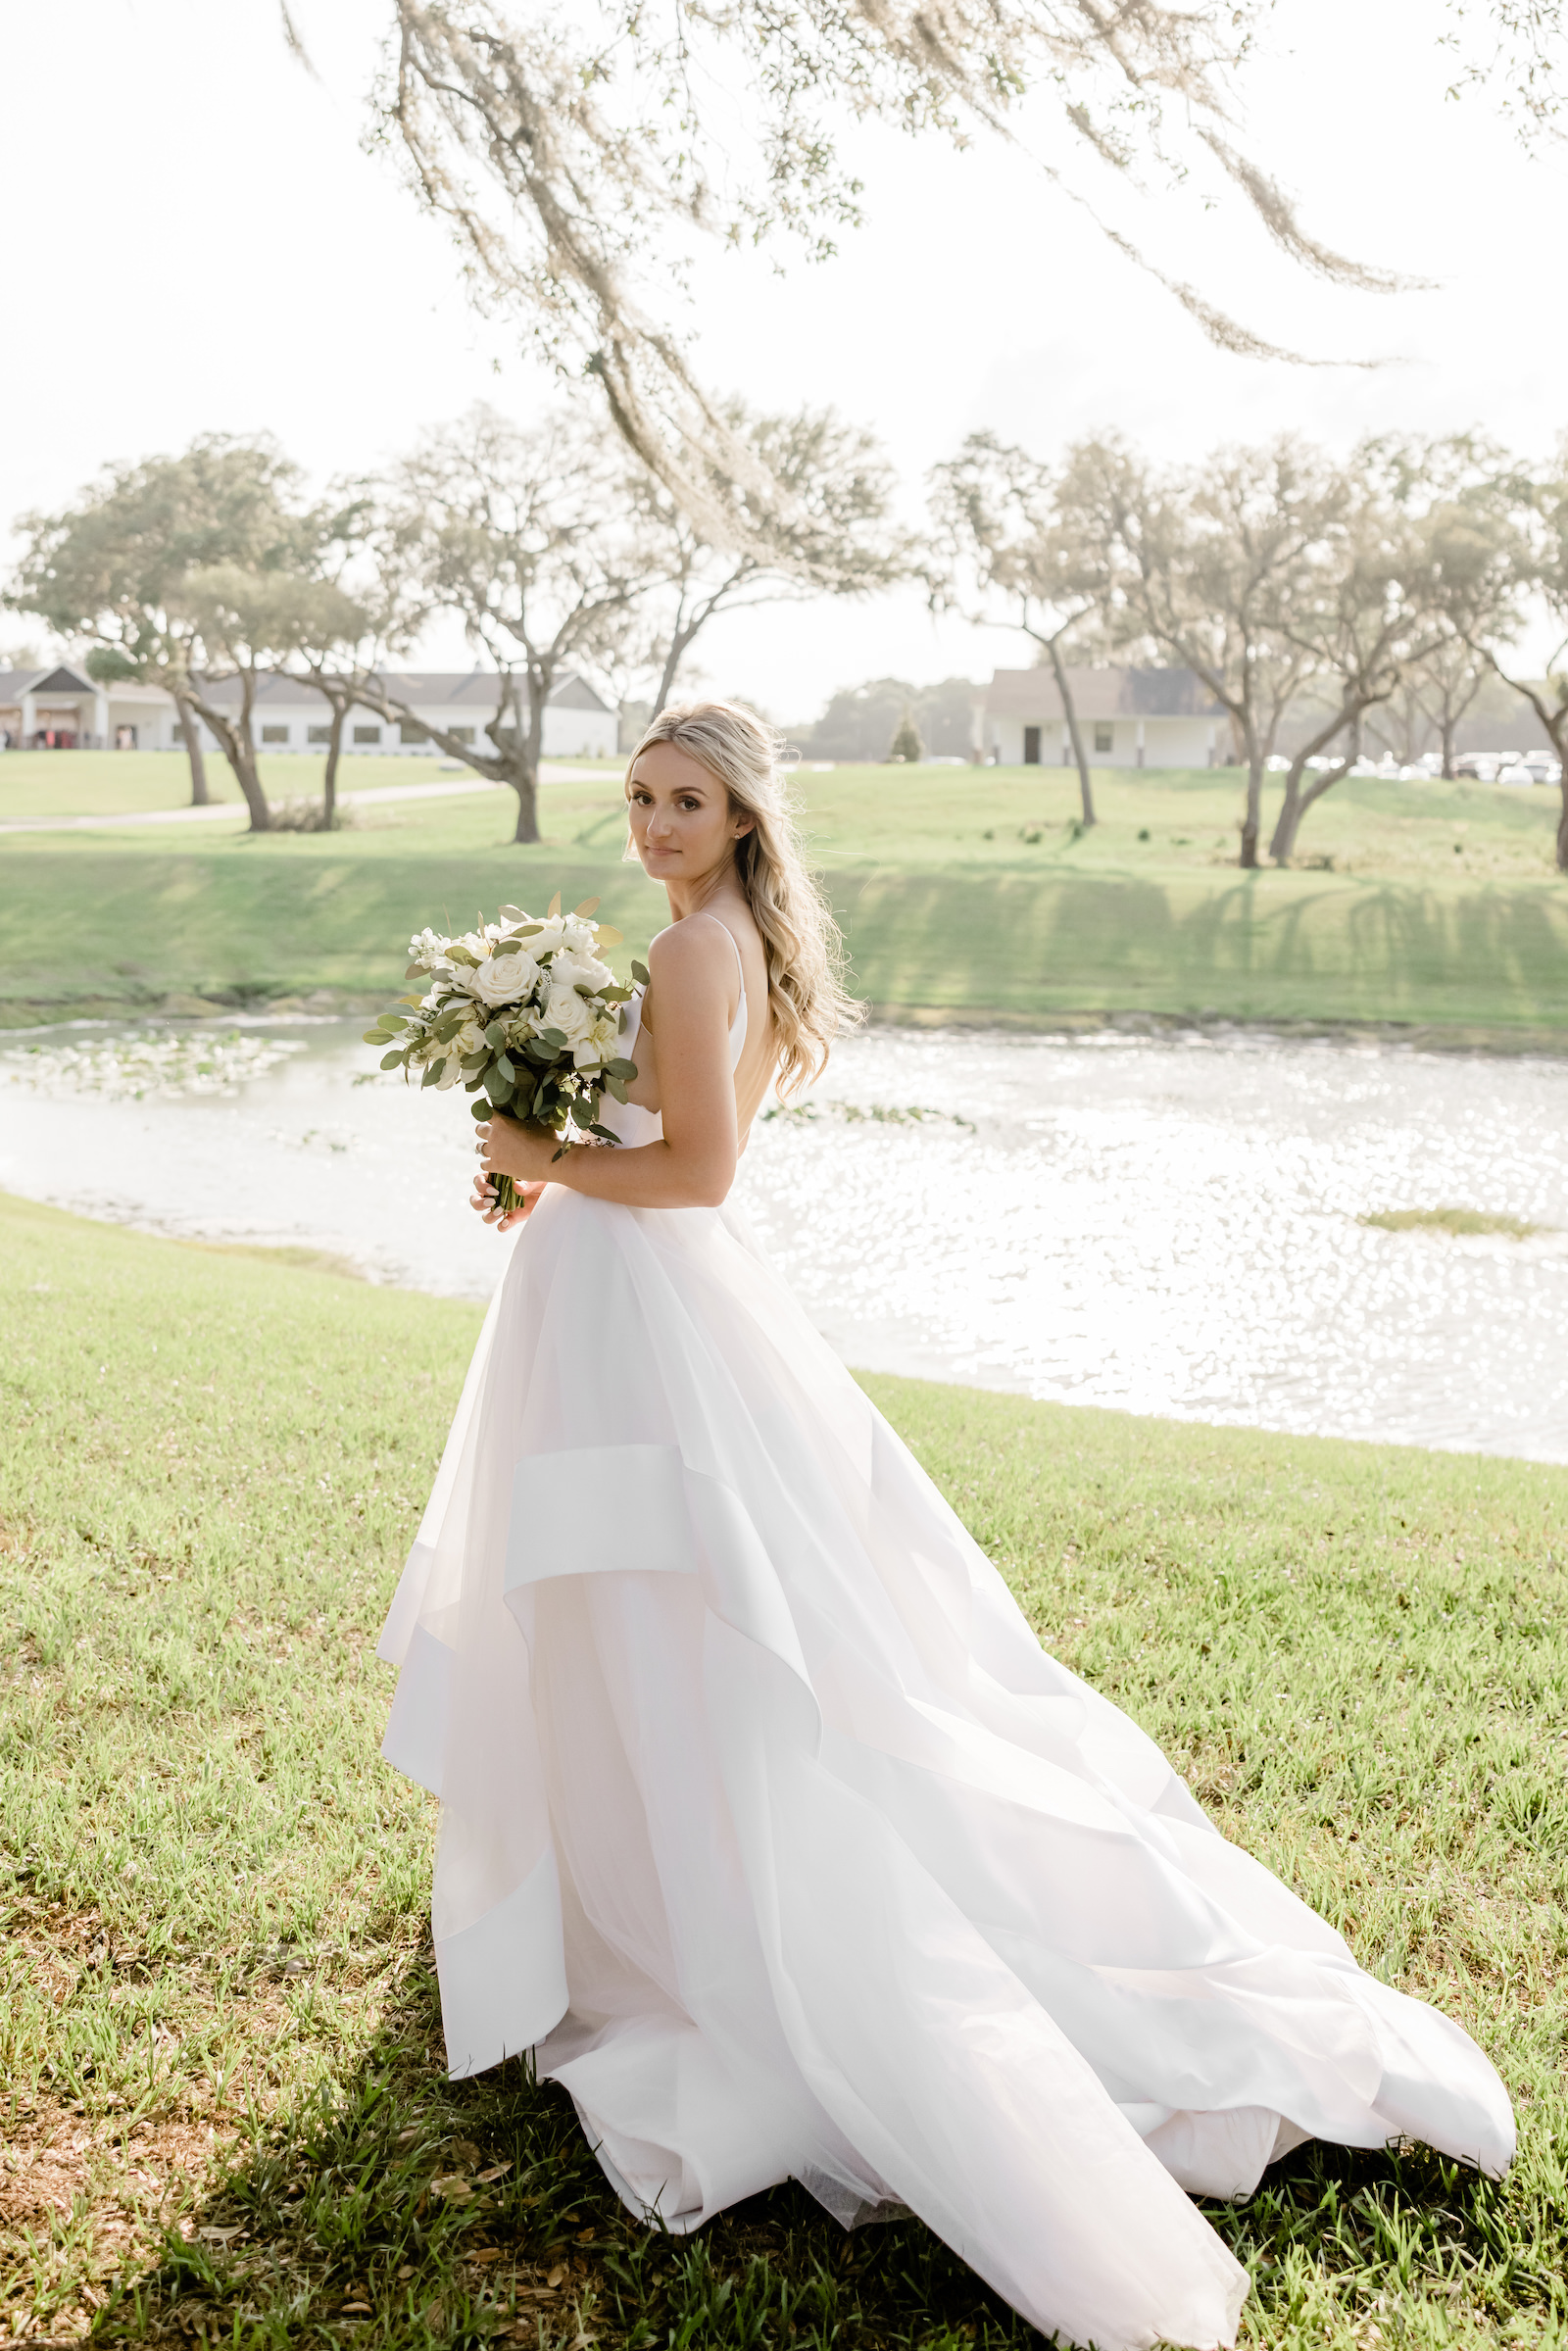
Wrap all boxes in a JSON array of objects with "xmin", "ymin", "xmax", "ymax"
[{"xmin": 2, "ymin": 0, "xmax": 1564, "ymax": 719}]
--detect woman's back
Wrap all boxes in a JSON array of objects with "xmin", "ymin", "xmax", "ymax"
[{"xmin": 623, "ymin": 903, "xmax": 776, "ymax": 1146}]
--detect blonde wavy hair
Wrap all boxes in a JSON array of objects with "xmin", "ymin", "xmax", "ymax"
[{"xmin": 625, "ymin": 700, "xmax": 862, "ymax": 1097}]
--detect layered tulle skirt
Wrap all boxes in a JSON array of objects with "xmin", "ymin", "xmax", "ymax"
[{"xmin": 377, "ymin": 1187, "xmax": 1513, "ymax": 2351}]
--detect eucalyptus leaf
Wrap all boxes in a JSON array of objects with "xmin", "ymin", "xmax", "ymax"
[
  {"xmin": 496, "ymin": 1053, "xmax": 516, "ymax": 1084},
  {"xmin": 631, "ymin": 958, "xmax": 651, "ymax": 988},
  {"xmin": 573, "ymin": 897, "xmax": 601, "ymax": 917},
  {"xmin": 420, "ymin": 1060, "xmax": 444, "ymax": 1090},
  {"xmin": 595, "ymin": 925, "xmax": 623, "ymax": 948},
  {"xmin": 548, "ymin": 893, "xmax": 563, "ymax": 917},
  {"xmin": 379, "ymin": 1049, "xmax": 404, "ymax": 1071}
]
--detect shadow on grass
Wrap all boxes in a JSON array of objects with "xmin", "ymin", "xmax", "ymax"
[
  {"xmin": 92, "ymin": 1959, "xmax": 1556, "ymax": 2351},
  {"xmin": 89, "ymin": 1963, "xmax": 1032, "ymax": 2351}
]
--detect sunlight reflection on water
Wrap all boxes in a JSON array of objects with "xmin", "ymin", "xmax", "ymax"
[{"xmin": 4, "ymin": 1017, "xmax": 1565, "ymax": 1461}]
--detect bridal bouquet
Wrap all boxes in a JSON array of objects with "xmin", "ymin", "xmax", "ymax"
[{"xmin": 363, "ymin": 895, "xmax": 645, "ymax": 1215}]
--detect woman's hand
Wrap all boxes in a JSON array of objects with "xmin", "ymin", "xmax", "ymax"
[
  {"xmin": 475, "ymin": 1112, "xmax": 558, "ymax": 1186},
  {"xmin": 469, "ymin": 1171, "xmax": 547, "ymax": 1231},
  {"xmin": 471, "ymin": 1115, "xmax": 555, "ymax": 1232}
]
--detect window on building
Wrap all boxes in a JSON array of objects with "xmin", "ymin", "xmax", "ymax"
[
  {"xmin": 399, "ymin": 720, "xmax": 430, "ymax": 745},
  {"xmin": 308, "ymin": 724, "xmax": 332, "ymax": 745},
  {"xmin": 353, "ymin": 724, "xmax": 381, "ymax": 745},
  {"xmin": 261, "ymin": 724, "xmax": 289, "ymax": 744},
  {"xmin": 448, "ymin": 726, "xmax": 476, "ymax": 746},
  {"xmin": 1093, "ymin": 723, "xmax": 1113, "ymax": 755}
]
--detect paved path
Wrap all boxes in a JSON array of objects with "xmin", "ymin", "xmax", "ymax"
[{"xmin": 0, "ymin": 766, "xmax": 611, "ymax": 835}]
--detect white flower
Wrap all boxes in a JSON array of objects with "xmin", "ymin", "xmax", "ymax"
[
  {"xmin": 467, "ymin": 950, "xmax": 541, "ymax": 1007},
  {"xmin": 550, "ymin": 949, "xmax": 612, "ymax": 998},
  {"xmin": 542, "ymin": 983, "xmax": 594, "ymax": 1045},
  {"xmin": 409, "ymin": 926, "xmax": 454, "ymax": 966}
]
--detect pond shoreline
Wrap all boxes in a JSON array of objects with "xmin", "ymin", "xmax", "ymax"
[{"xmin": 6, "ymin": 988, "xmax": 1568, "ymax": 1063}]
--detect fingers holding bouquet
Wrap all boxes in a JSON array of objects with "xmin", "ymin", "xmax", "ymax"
[
  {"xmin": 470, "ymin": 1168, "xmax": 547, "ymax": 1230},
  {"xmin": 362, "ymin": 893, "xmax": 643, "ymax": 1229}
]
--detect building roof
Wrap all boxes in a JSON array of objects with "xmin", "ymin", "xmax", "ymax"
[
  {"xmin": 984, "ymin": 665, "xmax": 1223, "ymax": 721},
  {"xmin": 191, "ymin": 668, "xmax": 614, "ymax": 714},
  {"xmin": 0, "ymin": 664, "xmax": 97, "ymax": 702}
]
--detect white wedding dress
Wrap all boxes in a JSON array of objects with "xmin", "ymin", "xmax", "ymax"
[{"xmin": 378, "ymin": 938, "xmax": 1513, "ymax": 2351}]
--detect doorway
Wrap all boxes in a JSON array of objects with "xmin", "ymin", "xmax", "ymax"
[{"xmin": 1022, "ymin": 726, "xmax": 1041, "ymax": 764}]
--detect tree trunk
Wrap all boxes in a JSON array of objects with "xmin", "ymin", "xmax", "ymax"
[
  {"xmin": 1046, "ymin": 631, "xmax": 1095, "ymax": 828},
  {"xmin": 1270, "ymin": 708, "xmax": 1352, "ymax": 864},
  {"xmin": 1556, "ymin": 740, "xmax": 1568, "ymax": 875},
  {"xmin": 187, "ymin": 675, "xmax": 270, "ymax": 831},
  {"xmin": 1269, "ymin": 768, "xmax": 1304, "ymax": 865},
  {"xmin": 1240, "ymin": 749, "xmax": 1264, "ymax": 868},
  {"xmin": 512, "ymin": 678, "xmax": 544, "ymax": 844},
  {"xmin": 173, "ymin": 691, "xmax": 211, "ymax": 807},
  {"xmin": 652, "ymin": 629, "xmax": 692, "ymax": 719},
  {"xmin": 1441, "ymin": 713, "xmax": 1456, "ymax": 782},
  {"xmin": 322, "ymin": 700, "xmax": 345, "ymax": 827}
]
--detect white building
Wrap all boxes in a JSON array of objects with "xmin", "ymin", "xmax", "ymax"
[
  {"xmin": 0, "ymin": 664, "xmax": 179, "ymax": 751},
  {"xmin": 0, "ymin": 664, "xmax": 618, "ymax": 760},
  {"xmin": 188, "ymin": 669, "xmax": 619, "ymax": 760},
  {"xmin": 980, "ymin": 665, "xmax": 1225, "ymax": 768}
]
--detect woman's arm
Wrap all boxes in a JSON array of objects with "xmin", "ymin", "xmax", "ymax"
[{"xmin": 478, "ymin": 917, "xmax": 741, "ymax": 1210}]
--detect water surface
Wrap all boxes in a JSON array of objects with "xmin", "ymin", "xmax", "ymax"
[{"xmin": 4, "ymin": 1017, "xmax": 1565, "ymax": 1462}]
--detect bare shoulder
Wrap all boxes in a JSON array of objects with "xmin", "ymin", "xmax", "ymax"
[{"xmin": 647, "ymin": 914, "xmax": 743, "ymax": 985}]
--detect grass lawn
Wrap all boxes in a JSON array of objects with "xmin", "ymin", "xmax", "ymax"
[
  {"xmin": 2, "ymin": 759, "xmax": 1566, "ymax": 1037},
  {"xmin": 0, "ymin": 754, "xmax": 621, "ymax": 825},
  {"xmin": 3, "ymin": 1192, "xmax": 1565, "ymax": 2348}
]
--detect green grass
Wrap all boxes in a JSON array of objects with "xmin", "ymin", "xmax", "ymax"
[
  {"xmin": 2, "ymin": 759, "xmax": 1567, "ymax": 1033},
  {"xmin": 0, "ymin": 753, "xmax": 617, "ymax": 824},
  {"xmin": 1359, "ymin": 1209, "xmax": 1550, "ymax": 1241},
  {"xmin": 3, "ymin": 1192, "xmax": 1565, "ymax": 2348}
]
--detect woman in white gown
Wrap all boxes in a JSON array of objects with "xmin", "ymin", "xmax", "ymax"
[{"xmin": 377, "ymin": 701, "xmax": 1513, "ymax": 2351}]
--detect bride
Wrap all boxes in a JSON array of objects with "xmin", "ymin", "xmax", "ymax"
[{"xmin": 377, "ymin": 700, "xmax": 1513, "ymax": 2351}]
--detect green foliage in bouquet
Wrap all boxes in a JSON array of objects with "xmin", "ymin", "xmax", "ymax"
[{"xmin": 362, "ymin": 892, "xmax": 645, "ymax": 1211}]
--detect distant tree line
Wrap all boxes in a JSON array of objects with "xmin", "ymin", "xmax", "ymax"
[
  {"xmin": 5, "ymin": 406, "xmax": 909, "ymax": 845},
  {"xmin": 12, "ymin": 410, "xmax": 1568, "ymax": 872},
  {"xmin": 930, "ymin": 429, "xmax": 1568, "ymax": 870}
]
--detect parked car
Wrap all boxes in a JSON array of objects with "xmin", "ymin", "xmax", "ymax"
[
  {"xmin": 1522, "ymin": 751, "xmax": 1562, "ymax": 785},
  {"xmin": 1454, "ymin": 753, "xmax": 1504, "ymax": 782},
  {"xmin": 1495, "ymin": 762, "xmax": 1535, "ymax": 787}
]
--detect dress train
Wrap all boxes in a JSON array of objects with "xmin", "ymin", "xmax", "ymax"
[{"xmin": 378, "ymin": 1169, "xmax": 1513, "ymax": 2351}]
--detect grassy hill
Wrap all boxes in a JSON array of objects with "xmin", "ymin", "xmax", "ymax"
[
  {"xmin": 2, "ymin": 755, "xmax": 1565, "ymax": 1037},
  {"xmin": 3, "ymin": 1190, "xmax": 1563, "ymax": 2346}
]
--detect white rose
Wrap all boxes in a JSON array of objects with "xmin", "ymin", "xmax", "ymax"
[
  {"xmin": 527, "ymin": 917, "xmax": 569, "ymax": 956},
  {"xmin": 542, "ymin": 984, "xmax": 594, "ymax": 1045},
  {"xmin": 551, "ymin": 949, "xmax": 612, "ymax": 998},
  {"xmin": 468, "ymin": 950, "xmax": 541, "ymax": 1007}
]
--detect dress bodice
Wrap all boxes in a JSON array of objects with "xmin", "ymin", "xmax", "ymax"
[{"xmin": 594, "ymin": 921, "xmax": 748, "ymax": 1148}]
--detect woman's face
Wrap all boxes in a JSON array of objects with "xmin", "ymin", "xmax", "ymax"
[{"xmin": 626, "ymin": 742, "xmax": 753, "ymax": 886}]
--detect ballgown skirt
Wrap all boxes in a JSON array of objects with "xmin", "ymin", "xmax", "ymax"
[{"xmin": 377, "ymin": 1183, "xmax": 1514, "ymax": 2351}]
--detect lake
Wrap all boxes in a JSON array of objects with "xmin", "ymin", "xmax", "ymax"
[{"xmin": 4, "ymin": 1016, "xmax": 1566, "ymax": 1463}]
